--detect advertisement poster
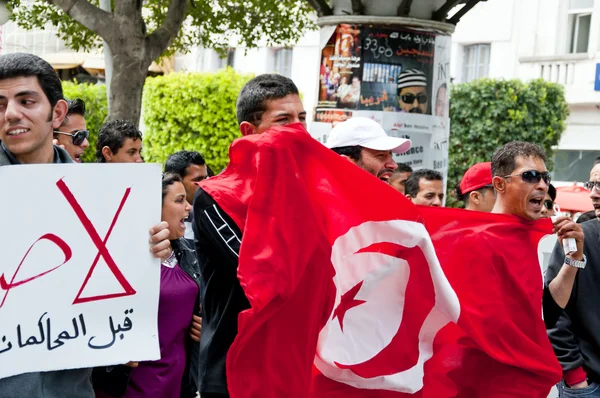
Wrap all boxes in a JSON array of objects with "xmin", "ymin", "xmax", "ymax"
[{"xmin": 312, "ymin": 24, "xmax": 451, "ymax": 183}]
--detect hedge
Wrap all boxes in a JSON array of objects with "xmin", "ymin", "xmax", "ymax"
[
  {"xmin": 62, "ymin": 81, "xmax": 108, "ymax": 164},
  {"xmin": 447, "ymin": 78, "xmax": 569, "ymax": 208},
  {"xmin": 142, "ymin": 68, "xmax": 253, "ymax": 172}
]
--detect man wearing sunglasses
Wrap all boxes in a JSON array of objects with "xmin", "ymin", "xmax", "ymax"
[
  {"xmin": 53, "ymin": 98, "xmax": 89, "ymax": 163},
  {"xmin": 546, "ymin": 158, "xmax": 600, "ymax": 395},
  {"xmin": 540, "ymin": 184, "xmax": 557, "ymax": 219},
  {"xmin": 396, "ymin": 68, "xmax": 428, "ymax": 114}
]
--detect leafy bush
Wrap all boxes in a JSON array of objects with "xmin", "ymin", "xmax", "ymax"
[
  {"xmin": 142, "ymin": 68, "xmax": 253, "ymax": 172},
  {"xmin": 62, "ymin": 81, "xmax": 108, "ymax": 163},
  {"xmin": 447, "ymin": 78, "xmax": 569, "ymax": 208}
]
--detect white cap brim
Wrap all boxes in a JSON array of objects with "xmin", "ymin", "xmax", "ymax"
[{"xmin": 361, "ymin": 136, "xmax": 412, "ymax": 154}]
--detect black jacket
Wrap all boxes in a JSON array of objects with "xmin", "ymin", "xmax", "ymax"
[
  {"xmin": 545, "ymin": 220, "xmax": 600, "ymax": 381},
  {"xmin": 93, "ymin": 238, "xmax": 202, "ymax": 397}
]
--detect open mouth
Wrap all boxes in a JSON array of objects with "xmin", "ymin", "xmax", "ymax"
[
  {"xmin": 529, "ymin": 197, "xmax": 543, "ymax": 211},
  {"xmin": 179, "ymin": 217, "xmax": 186, "ymax": 230},
  {"xmin": 73, "ymin": 153, "xmax": 83, "ymax": 163},
  {"xmin": 379, "ymin": 172, "xmax": 392, "ymax": 181}
]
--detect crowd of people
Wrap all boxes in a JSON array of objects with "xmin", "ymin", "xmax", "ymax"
[{"xmin": 0, "ymin": 51, "xmax": 599, "ymax": 398}]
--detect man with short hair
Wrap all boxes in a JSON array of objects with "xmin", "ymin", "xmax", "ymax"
[
  {"xmin": 325, "ymin": 117, "xmax": 411, "ymax": 181},
  {"xmin": 388, "ymin": 163, "xmax": 412, "ymax": 194},
  {"xmin": 456, "ymin": 162, "xmax": 495, "ymax": 212},
  {"xmin": 236, "ymin": 74, "xmax": 307, "ymax": 137},
  {"xmin": 53, "ymin": 98, "xmax": 89, "ymax": 163},
  {"xmin": 405, "ymin": 169, "xmax": 444, "ymax": 206},
  {"xmin": 546, "ymin": 159, "xmax": 600, "ymax": 395},
  {"xmin": 396, "ymin": 69, "xmax": 428, "ymax": 114},
  {"xmin": 0, "ymin": 52, "xmax": 170, "ymax": 398},
  {"xmin": 96, "ymin": 119, "xmax": 143, "ymax": 163},
  {"xmin": 192, "ymin": 74, "xmax": 307, "ymax": 397}
]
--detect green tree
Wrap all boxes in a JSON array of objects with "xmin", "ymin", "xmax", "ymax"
[
  {"xmin": 62, "ymin": 81, "xmax": 108, "ymax": 163},
  {"xmin": 142, "ymin": 68, "xmax": 252, "ymax": 172},
  {"xmin": 9, "ymin": 0, "xmax": 315, "ymax": 125},
  {"xmin": 447, "ymin": 78, "xmax": 569, "ymax": 208}
]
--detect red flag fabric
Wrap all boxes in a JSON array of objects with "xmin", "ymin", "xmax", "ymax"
[{"xmin": 200, "ymin": 123, "xmax": 562, "ymax": 398}]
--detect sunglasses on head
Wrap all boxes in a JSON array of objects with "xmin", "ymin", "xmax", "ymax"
[
  {"xmin": 54, "ymin": 130, "xmax": 89, "ymax": 146},
  {"xmin": 544, "ymin": 199, "xmax": 554, "ymax": 210},
  {"xmin": 584, "ymin": 181, "xmax": 600, "ymax": 191},
  {"xmin": 503, "ymin": 170, "xmax": 551, "ymax": 185},
  {"xmin": 400, "ymin": 93, "xmax": 427, "ymax": 105}
]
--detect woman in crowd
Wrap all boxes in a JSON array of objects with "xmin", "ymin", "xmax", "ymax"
[{"xmin": 94, "ymin": 173, "xmax": 202, "ymax": 397}]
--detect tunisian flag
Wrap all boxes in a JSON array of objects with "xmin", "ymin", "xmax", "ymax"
[{"xmin": 200, "ymin": 123, "xmax": 561, "ymax": 398}]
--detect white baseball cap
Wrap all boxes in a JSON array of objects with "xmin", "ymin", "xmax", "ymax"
[{"xmin": 325, "ymin": 117, "xmax": 411, "ymax": 154}]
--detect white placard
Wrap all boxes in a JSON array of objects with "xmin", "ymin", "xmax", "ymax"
[{"xmin": 0, "ymin": 163, "xmax": 161, "ymax": 380}]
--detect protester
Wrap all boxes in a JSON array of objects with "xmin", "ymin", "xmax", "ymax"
[
  {"xmin": 165, "ymin": 150, "xmax": 209, "ymax": 245},
  {"xmin": 546, "ymin": 159, "xmax": 600, "ymax": 395},
  {"xmin": 191, "ymin": 73, "xmax": 308, "ymax": 397},
  {"xmin": 53, "ymin": 99, "xmax": 89, "ymax": 163},
  {"xmin": 540, "ymin": 183, "xmax": 557, "ymax": 219},
  {"xmin": 388, "ymin": 163, "xmax": 412, "ymax": 194},
  {"xmin": 96, "ymin": 119, "xmax": 143, "ymax": 163},
  {"xmin": 325, "ymin": 117, "xmax": 411, "ymax": 181},
  {"xmin": 0, "ymin": 52, "xmax": 171, "ymax": 398},
  {"xmin": 455, "ymin": 162, "xmax": 495, "ymax": 212},
  {"xmin": 94, "ymin": 173, "xmax": 201, "ymax": 398},
  {"xmin": 405, "ymin": 169, "xmax": 444, "ymax": 206}
]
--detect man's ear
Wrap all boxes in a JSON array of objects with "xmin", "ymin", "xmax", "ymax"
[
  {"xmin": 405, "ymin": 194, "xmax": 414, "ymax": 201},
  {"xmin": 492, "ymin": 175, "xmax": 506, "ymax": 194},
  {"xmin": 469, "ymin": 191, "xmax": 481, "ymax": 205},
  {"xmin": 51, "ymin": 99, "xmax": 68, "ymax": 129},
  {"xmin": 240, "ymin": 121, "xmax": 258, "ymax": 137},
  {"xmin": 101, "ymin": 146, "xmax": 112, "ymax": 162},
  {"xmin": 340, "ymin": 154, "xmax": 359, "ymax": 165}
]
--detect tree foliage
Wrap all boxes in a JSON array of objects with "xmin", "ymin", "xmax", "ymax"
[
  {"xmin": 447, "ymin": 78, "xmax": 569, "ymax": 208},
  {"xmin": 62, "ymin": 81, "xmax": 108, "ymax": 164},
  {"xmin": 142, "ymin": 68, "xmax": 252, "ymax": 172},
  {"xmin": 8, "ymin": 0, "xmax": 316, "ymax": 58}
]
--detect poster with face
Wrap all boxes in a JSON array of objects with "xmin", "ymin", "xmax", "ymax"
[
  {"xmin": 311, "ymin": 24, "xmax": 450, "ymax": 188},
  {"xmin": 318, "ymin": 24, "xmax": 362, "ymax": 110}
]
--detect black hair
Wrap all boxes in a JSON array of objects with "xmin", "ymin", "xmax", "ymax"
[
  {"xmin": 96, "ymin": 119, "xmax": 143, "ymax": 163},
  {"xmin": 395, "ymin": 163, "xmax": 413, "ymax": 173},
  {"xmin": 594, "ymin": 156, "xmax": 600, "ymax": 166},
  {"xmin": 60, "ymin": 98, "xmax": 86, "ymax": 127},
  {"xmin": 405, "ymin": 169, "xmax": 443, "ymax": 197},
  {"xmin": 577, "ymin": 210, "xmax": 597, "ymax": 224},
  {"xmin": 548, "ymin": 183, "xmax": 556, "ymax": 201},
  {"xmin": 236, "ymin": 74, "xmax": 299, "ymax": 125},
  {"xmin": 331, "ymin": 145, "xmax": 362, "ymax": 161},
  {"xmin": 0, "ymin": 53, "xmax": 63, "ymax": 107},
  {"xmin": 164, "ymin": 150, "xmax": 207, "ymax": 178},
  {"xmin": 491, "ymin": 141, "xmax": 547, "ymax": 177},
  {"xmin": 162, "ymin": 173, "xmax": 182, "ymax": 202}
]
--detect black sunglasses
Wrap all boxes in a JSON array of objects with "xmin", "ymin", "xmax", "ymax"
[
  {"xmin": 503, "ymin": 170, "xmax": 551, "ymax": 185},
  {"xmin": 584, "ymin": 181, "xmax": 600, "ymax": 191},
  {"xmin": 400, "ymin": 93, "xmax": 427, "ymax": 105},
  {"xmin": 544, "ymin": 200, "xmax": 554, "ymax": 210},
  {"xmin": 54, "ymin": 129, "xmax": 89, "ymax": 146}
]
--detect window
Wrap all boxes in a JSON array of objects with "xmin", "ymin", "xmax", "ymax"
[
  {"xmin": 217, "ymin": 48, "xmax": 236, "ymax": 69},
  {"xmin": 272, "ymin": 48, "xmax": 293, "ymax": 78},
  {"xmin": 553, "ymin": 149, "xmax": 598, "ymax": 182},
  {"xmin": 568, "ymin": 0, "xmax": 593, "ymax": 53},
  {"xmin": 462, "ymin": 44, "xmax": 490, "ymax": 82}
]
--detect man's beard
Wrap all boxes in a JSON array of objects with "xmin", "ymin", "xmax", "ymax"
[{"xmin": 409, "ymin": 107, "xmax": 423, "ymax": 114}]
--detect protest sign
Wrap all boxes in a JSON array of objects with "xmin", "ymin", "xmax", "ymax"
[{"xmin": 0, "ymin": 163, "xmax": 161, "ymax": 379}]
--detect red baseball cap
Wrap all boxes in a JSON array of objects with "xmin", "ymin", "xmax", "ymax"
[{"xmin": 459, "ymin": 162, "xmax": 492, "ymax": 194}]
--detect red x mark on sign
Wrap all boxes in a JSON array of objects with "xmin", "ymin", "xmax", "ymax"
[{"xmin": 0, "ymin": 178, "xmax": 136, "ymax": 308}]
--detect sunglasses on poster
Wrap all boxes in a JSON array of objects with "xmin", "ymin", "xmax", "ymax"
[
  {"xmin": 584, "ymin": 181, "xmax": 600, "ymax": 191},
  {"xmin": 54, "ymin": 130, "xmax": 89, "ymax": 146},
  {"xmin": 400, "ymin": 93, "xmax": 427, "ymax": 105},
  {"xmin": 503, "ymin": 170, "xmax": 551, "ymax": 185}
]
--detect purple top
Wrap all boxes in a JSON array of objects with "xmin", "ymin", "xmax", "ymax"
[{"xmin": 124, "ymin": 257, "xmax": 198, "ymax": 397}]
